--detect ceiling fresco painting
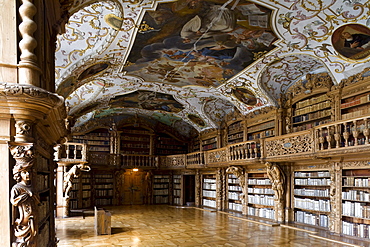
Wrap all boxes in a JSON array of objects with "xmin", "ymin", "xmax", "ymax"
[
  {"xmin": 124, "ymin": 0, "xmax": 277, "ymax": 87},
  {"xmin": 55, "ymin": 0, "xmax": 370, "ymax": 138},
  {"xmin": 109, "ymin": 90, "xmax": 185, "ymax": 113}
]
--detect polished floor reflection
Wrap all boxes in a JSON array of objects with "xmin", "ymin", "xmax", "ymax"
[{"xmin": 56, "ymin": 205, "xmax": 368, "ymax": 247}]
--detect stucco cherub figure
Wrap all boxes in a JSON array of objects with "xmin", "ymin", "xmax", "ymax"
[
  {"xmin": 10, "ymin": 163, "xmax": 40, "ymax": 247},
  {"xmin": 63, "ymin": 164, "xmax": 91, "ymax": 198}
]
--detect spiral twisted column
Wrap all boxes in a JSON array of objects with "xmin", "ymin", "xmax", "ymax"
[{"xmin": 18, "ymin": 0, "xmax": 40, "ymax": 86}]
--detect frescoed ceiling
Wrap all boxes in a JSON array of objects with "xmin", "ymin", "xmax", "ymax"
[{"xmin": 56, "ymin": 0, "xmax": 370, "ymax": 138}]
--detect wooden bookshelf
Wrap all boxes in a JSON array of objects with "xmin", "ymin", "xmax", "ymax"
[
  {"xmin": 202, "ymin": 174, "xmax": 217, "ymax": 208},
  {"xmin": 342, "ymin": 169, "xmax": 370, "ymax": 238},
  {"xmin": 155, "ymin": 133, "xmax": 188, "ymax": 155},
  {"xmin": 121, "ymin": 127, "xmax": 152, "ymax": 155},
  {"xmin": 153, "ymin": 174, "xmax": 170, "ymax": 204},
  {"xmin": 227, "ymin": 120, "xmax": 245, "ymax": 145},
  {"xmin": 73, "ymin": 128, "xmax": 110, "ymax": 153},
  {"xmin": 292, "ymin": 94, "xmax": 332, "ymax": 132},
  {"xmin": 227, "ymin": 174, "xmax": 243, "ymax": 212},
  {"xmin": 173, "ymin": 174, "xmax": 183, "ymax": 205},
  {"xmin": 93, "ymin": 172, "xmax": 114, "ymax": 206},
  {"xmin": 247, "ymin": 172, "xmax": 275, "ymax": 220},
  {"xmin": 293, "ymin": 170, "xmax": 331, "ymax": 228}
]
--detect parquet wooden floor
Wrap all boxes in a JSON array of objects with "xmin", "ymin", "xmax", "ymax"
[{"xmin": 56, "ymin": 205, "xmax": 369, "ymax": 247}]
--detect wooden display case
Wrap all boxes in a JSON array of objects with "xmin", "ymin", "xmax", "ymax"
[
  {"xmin": 342, "ymin": 169, "xmax": 370, "ymax": 238},
  {"xmin": 153, "ymin": 174, "xmax": 170, "ymax": 204},
  {"xmin": 293, "ymin": 170, "xmax": 331, "ymax": 228},
  {"xmin": 227, "ymin": 173, "xmax": 243, "ymax": 212},
  {"xmin": 202, "ymin": 174, "xmax": 217, "ymax": 208},
  {"xmin": 247, "ymin": 172, "xmax": 275, "ymax": 220}
]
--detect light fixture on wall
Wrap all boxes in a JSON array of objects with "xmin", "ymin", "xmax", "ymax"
[{"xmin": 133, "ymin": 168, "xmax": 139, "ymax": 172}]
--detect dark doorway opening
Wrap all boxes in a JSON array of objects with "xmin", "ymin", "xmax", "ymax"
[{"xmin": 184, "ymin": 175, "xmax": 195, "ymax": 206}]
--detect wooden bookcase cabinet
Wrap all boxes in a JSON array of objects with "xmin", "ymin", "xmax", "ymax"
[
  {"xmin": 247, "ymin": 172, "xmax": 275, "ymax": 220},
  {"xmin": 200, "ymin": 129, "xmax": 220, "ymax": 151},
  {"xmin": 153, "ymin": 174, "xmax": 170, "ymax": 204},
  {"xmin": 155, "ymin": 133, "xmax": 188, "ymax": 155},
  {"xmin": 227, "ymin": 173, "xmax": 243, "ymax": 212},
  {"xmin": 202, "ymin": 173, "xmax": 217, "ymax": 208},
  {"xmin": 120, "ymin": 127, "xmax": 152, "ymax": 155},
  {"xmin": 292, "ymin": 169, "xmax": 331, "ymax": 228},
  {"xmin": 173, "ymin": 174, "xmax": 183, "ymax": 205},
  {"xmin": 227, "ymin": 120, "xmax": 245, "ymax": 145},
  {"xmin": 73, "ymin": 128, "xmax": 110, "ymax": 153}
]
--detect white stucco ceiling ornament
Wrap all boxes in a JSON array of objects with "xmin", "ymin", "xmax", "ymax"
[{"xmin": 57, "ymin": 0, "xmax": 370, "ymax": 136}]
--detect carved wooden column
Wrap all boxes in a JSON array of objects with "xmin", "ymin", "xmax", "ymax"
[
  {"xmin": 216, "ymin": 168, "xmax": 226, "ymax": 210},
  {"xmin": 195, "ymin": 170, "xmax": 201, "ymax": 207},
  {"xmin": 109, "ymin": 122, "xmax": 120, "ymax": 166},
  {"xmin": 283, "ymin": 163, "xmax": 293, "ymax": 223},
  {"xmin": 329, "ymin": 162, "xmax": 342, "ymax": 234},
  {"xmin": 18, "ymin": 0, "xmax": 41, "ymax": 86}
]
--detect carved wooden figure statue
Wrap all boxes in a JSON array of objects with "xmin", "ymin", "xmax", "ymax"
[
  {"xmin": 63, "ymin": 164, "xmax": 91, "ymax": 198},
  {"xmin": 226, "ymin": 166, "xmax": 247, "ymax": 202},
  {"xmin": 10, "ymin": 163, "xmax": 40, "ymax": 247},
  {"xmin": 265, "ymin": 162, "xmax": 285, "ymax": 202}
]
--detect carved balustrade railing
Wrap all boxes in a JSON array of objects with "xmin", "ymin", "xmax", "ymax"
[
  {"xmin": 186, "ymin": 151, "xmax": 204, "ymax": 167},
  {"xmin": 315, "ymin": 116, "xmax": 370, "ymax": 151},
  {"xmin": 121, "ymin": 154, "xmax": 158, "ymax": 168},
  {"xmin": 228, "ymin": 140, "xmax": 261, "ymax": 161},
  {"xmin": 160, "ymin": 154, "xmax": 187, "ymax": 168},
  {"xmin": 56, "ymin": 142, "xmax": 87, "ymax": 162},
  {"xmin": 88, "ymin": 152, "xmax": 110, "ymax": 165}
]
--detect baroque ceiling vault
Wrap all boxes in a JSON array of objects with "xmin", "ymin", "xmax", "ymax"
[{"xmin": 56, "ymin": 0, "xmax": 370, "ymax": 138}]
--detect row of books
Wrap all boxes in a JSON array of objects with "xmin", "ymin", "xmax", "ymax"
[
  {"xmin": 122, "ymin": 143, "xmax": 150, "ymax": 148},
  {"xmin": 89, "ymin": 146, "xmax": 109, "ymax": 152},
  {"xmin": 294, "ymin": 100, "xmax": 330, "ymax": 116},
  {"xmin": 248, "ymin": 178, "xmax": 271, "ymax": 185},
  {"xmin": 294, "ymin": 198, "xmax": 330, "ymax": 212},
  {"xmin": 202, "ymin": 143, "xmax": 217, "ymax": 150},
  {"xmin": 95, "ymin": 189, "xmax": 113, "ymax": 197},
  {"xmin": 292, "ymin": 119, "xmax": 331, "ymax": 132},
  {"xmin": 341, "ymin": 94, "xmax": 370, "ymax": 109},
  {"xmin": 95, "ymin": 184, "xmax": 113, "ymax": 189},
  {"xmin": 294, "ymin": 188, "xmax": 329, "ymax": 197},
  {"xmin": 247, "ymin": 121, "xmax": 274, "ymax": 133},
  {"xmin": 95, "ymin": 198, "xmax": 113, "ymax": 205},
  {"xmin": 154, "ymin": 178, "xmax": 170, "ymax": 183},
  {"xmin": 342, "ymin": 190, "xmax": 370, "ymax": 202},
  {"xmin": 36, "ymin": 174, "xmax": 49, "ymax": 192},
  {"xmin": 153, "ymin": 189, "xmax": 169, "ymax": 195},
  {"xmin": 247, "ymin": 130, "xmax": 275, "ymax": 140},
  {"xmin": 294, "ymin": 178, "xmax": 330, "ymax": 186},
  {"xmin": 228, "ymin": 133, "xmax": 244, "ymax": 140},
  {"xmin": 342, "ymin": 221, "xmax": 370, "ymax": 238},
  {"xmin": 203, "ymin": 199, "xmax": 216, "ymax": 208},
  {"xmin": 228, "ymin": 185, "xmax": 242, "ymax": 192},
  {"xmin": 228, "ymin": 177, "xmax": 240, "ymax": 184},
  {"xmin": 121, "ymin": 129, "xmax": 151, "ymax": 135},
  {"xmin": 343, "ymin": 177, "xmax": 370, "ymax": 187},
  {"xmin": 73, "ymin": 133, "xmax": 108, "ymax": 139},
  {"xmin": 203, "ymin": 190, "xmax": 216, "ymax": 198},
  {"xmin": 295, "ymin": 210, "xmax": 328, "ymax": 227},
  {"xmin": 247, "ymin": 206, "xmax": 275, "ymax": 220},
  {"xmin": 202, "ymin": 137, "xmax": 217, "ymax": 145},
  {"xmin": 153, "ymin": 184, "xmax": 169, "ymax": 189},
  {"xmin": 174, "ymin": 190, "xmax": 181, "ymax": 197},
  {"xmin": 294, "ymin": 171, "xmax": 330, "ymax": 178},
  {"xmin": 342, "ymin": 201, "xmax": 370, "ymax": 219},
  {"xmin": 293, "ymin": 109, "xmax": 331, "ymax": 123},
  {"xmin": 174, "ymin": 197, "xmax": 181, "ymax": 205},
  {"xmin": 82, "ymin": 190, "xmax": 91, "ymax": 198},
  {"xmin": 247, "ymin": 194, "xmax": 274, "ymax": 206},
  {"xmin": 37, "ymin": 156, "xmax": 50, "ymax": 172},
  {"xmin": 228, "ymin": 192, "xmax": 242, "ymax": 200},
  {"xmin": 203, "ymin": 178, "xmax": 216, "ymax": 184},
  {"xmin": 229, "ymin": 202, "xmax": 242, "ymax": 212},
  {"xmin": 95, "ymin": 178, "xmax": 114, "ymax": 183},
  {"xmin": 121, "ymin": 135, "xmax": 150, "ymax": 142},
  {"xmin": 173, "ymin": 184, "xmax": 181, "ymax": 189},
  {"xmin": 342, "ymin": 106, "xmax": 370, "ymax": 120},
  {"xmin": 296, "ymin": 94, "xmax": 328, "ymax": 109},
  {"xmin": 248, "ymin": 187, "xmax": 274, "ymax": 195},
  {"xmin": 229, "ymin": 121, "xmax": 243, "ymax": 131}
]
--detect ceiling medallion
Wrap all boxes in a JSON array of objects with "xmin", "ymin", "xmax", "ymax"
[{"xmin": 232, "ymin": 87, "xmax": 257, "ymax": 106}]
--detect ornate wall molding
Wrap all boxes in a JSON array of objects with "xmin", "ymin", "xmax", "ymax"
[{"xmin": 206, "ymin": 148, "xmax": 227, "ymax": 164}]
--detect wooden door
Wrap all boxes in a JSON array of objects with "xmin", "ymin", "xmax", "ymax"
[{"xmin": 122, "ymin": 171, "xmax": 145, "ymax": 205}]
